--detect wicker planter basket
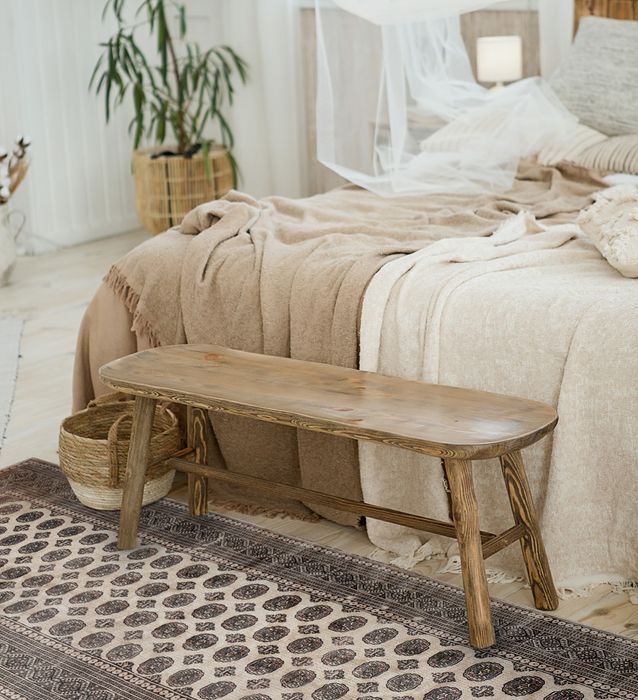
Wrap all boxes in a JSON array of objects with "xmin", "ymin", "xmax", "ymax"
[
  {"xmin": 132, "ymin": 145, "xmax": 233, "ymax": 235},
  {"xmin": 59, "ymin": 395, "xmax": 181, "ymax": 511}
]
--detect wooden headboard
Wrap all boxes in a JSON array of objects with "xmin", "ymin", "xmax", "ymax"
[{"xmin": 575, "ymin": 0, "xmax": 638, "ymax": 32}]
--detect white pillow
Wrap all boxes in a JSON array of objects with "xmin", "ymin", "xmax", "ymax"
[{"xmin": 577, "ymin": 185, "xmax": 638, "ymax": 278}]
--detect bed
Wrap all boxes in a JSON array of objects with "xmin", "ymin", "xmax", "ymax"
[{"xmin": 74, "ymin": 1, "xmax": 638, "ymax": 591}]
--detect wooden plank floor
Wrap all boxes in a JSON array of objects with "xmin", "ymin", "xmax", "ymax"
[
  {"xmin": 0, "ymin": 230, "xmax": 147, "ymax": 467},
  {"xmin": 1, "ymin": 230, "xmax": 637, "ymax": 639}
]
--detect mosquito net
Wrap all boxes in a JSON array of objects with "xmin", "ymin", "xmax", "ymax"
[{"xmin": 315, "ymin": 0, "xmax": 576, "ymax": 195}]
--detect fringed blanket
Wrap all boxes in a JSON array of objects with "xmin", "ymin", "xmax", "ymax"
[{"xmin": 74, "ymin": 161, "xmax": 604, "ymax": 530}]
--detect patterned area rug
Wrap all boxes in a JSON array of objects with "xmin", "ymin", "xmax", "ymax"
[{"xmin": 1, "ymin": 460, "xmax": 637, "ymax": 700}]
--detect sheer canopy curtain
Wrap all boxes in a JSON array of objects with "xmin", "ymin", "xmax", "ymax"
[{"xmin": 315, "ymin": 0, "xmax": 577, "ymax": 196}]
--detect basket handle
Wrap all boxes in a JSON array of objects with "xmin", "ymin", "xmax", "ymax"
[
  {"xmin": 88, "ymin": 392, "xmax": 132, "ymax": 409},
  {"xmin": 106, "ymin": 413, "xmax": 133, "ymax": 488}
]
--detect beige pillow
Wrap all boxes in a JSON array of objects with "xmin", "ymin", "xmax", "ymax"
[
  {"xmin": 573, "ymin": 134, "xmax": 638, "ymax": 175},
  {"xmin": 537, "ymin": 124, "xmax": 607, "ymax": 167}
]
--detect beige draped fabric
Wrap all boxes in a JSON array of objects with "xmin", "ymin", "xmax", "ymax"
[{"xmin": 74, "ymin": 162, "xmax": 603, "ymax": 533}]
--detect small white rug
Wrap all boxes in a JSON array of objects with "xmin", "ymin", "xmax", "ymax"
[{"xmin": 0, "ymin": 317, "xmax": 23, "ymax": 454}]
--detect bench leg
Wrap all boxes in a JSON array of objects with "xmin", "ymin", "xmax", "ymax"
[
  {"xmin": 118, "ymin": 396, "xmax": 157, "ymax": 550},
  {"xmin": 187, "ymin": 406, "xmax": 209, "ymax": 516},
  {"xmin": 444, "ymin": 458, "xmax": 496, "ymax": 649},
  {"xmin": 500, "ymin": 451, "xmax": 558, "ymax": 611}
]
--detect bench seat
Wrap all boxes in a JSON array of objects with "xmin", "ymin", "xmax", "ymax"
[
  {"xmin": 100, "ymin": 344, "xmax": 557, "ymax": 461},
  {"xmin": 99, "ymin": 344, "xmax": 559, "ymax": 650}
]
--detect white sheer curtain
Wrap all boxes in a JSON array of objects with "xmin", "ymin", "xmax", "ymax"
[{"xmin": 316, "ymin": 0, "xmax": 577, "ymax": 196}]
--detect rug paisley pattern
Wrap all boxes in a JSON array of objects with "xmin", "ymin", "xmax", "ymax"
[{"xmin": 0, "ymin": 460, "xmax": 637, "ymax": 700}]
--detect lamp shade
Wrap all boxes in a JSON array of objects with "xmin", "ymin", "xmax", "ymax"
[{"xmin": 476, "ymin": 35, "xmax": 523, "ymax": 84}]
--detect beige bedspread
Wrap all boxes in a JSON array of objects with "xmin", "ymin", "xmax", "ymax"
[
  {"xmin": 74, "ymin": 162, "xmax": 603, "ymax": 525},
  {"xmin": 359, "ymin": 211, "xmax": 638, "ymax": 587}
]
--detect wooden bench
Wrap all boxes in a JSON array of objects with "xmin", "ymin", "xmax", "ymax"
[{"xmin": 99, "ymin": 344, "xmax": 559, "ymax": 649}]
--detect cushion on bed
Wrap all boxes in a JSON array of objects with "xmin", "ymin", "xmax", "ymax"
[
  {"xmin": 573, "ymin": 134, "xmax": 638, "ymax": 175},
  {"xmin": 577, "ymin": 185, "xmax": 638, "ymax": 278},
  {"xmin": 537, "ymin": 124, "xmax": 607, "ymax": 167},
  {"xmin": 549, "ymin": 16, "xmax": 638, "ymax": 136},
  {"xmin": 540, "ymin": 131, "xmax": 638, "ymax": 175}
]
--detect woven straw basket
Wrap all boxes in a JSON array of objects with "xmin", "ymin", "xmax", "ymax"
[
  {"xmin": 132, "ymin": 145, "xmax": 233, "ymax": 234},
  {"xmin": 59, "ymin": 394, "xmax": 181, "ymax": 511}
]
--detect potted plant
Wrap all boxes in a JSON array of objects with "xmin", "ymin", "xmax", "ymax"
[{"xmin": 91, "ymin": 0, "xmax": 247, "ymax": 234}]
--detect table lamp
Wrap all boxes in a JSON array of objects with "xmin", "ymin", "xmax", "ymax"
[{"xmin": 476, "ymin": 35, "xmax": 523, "ymax": 89}]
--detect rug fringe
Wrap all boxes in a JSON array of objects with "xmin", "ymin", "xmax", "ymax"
[
  {"xmin": 610, "ymin": 579, "xmax": 638, "ymax": 605},
  {"xmin": 389, "ymin": 540, "xmax": 447, "ymax": 569},
  {"xmin": 208, "ymin": 495, "xmax": 321, "ymax": 522},
  {"xmin": 437, "ymin": 554, "xmax": 522, "ymax": 585},
  {"xmin": 555, "ymin": 577, "xmax": 638, "ymax": 604}
]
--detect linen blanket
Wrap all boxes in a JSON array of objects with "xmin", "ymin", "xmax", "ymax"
[
  {"xmin": 359, "ymin": 211, "xmax": 638, "ymax": 588},
  {"xmin": 74, "ymin": 161, "xmax": 603, "ymax": 527}
]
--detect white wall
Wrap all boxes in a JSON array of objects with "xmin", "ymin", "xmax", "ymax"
[{"xmin": 218, "ymin": 0, "xmax": 305, "ymax": 199}]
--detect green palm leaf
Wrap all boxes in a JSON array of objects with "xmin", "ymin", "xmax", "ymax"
[{"xmin": 91, "ymin": 0, "xmax": 248, "ymax": 186}]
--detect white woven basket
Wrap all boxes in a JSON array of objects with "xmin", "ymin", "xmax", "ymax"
[
  {"xmin": 59, "ymin": 394, "xmax": 181, "ymax": 511},
  {"xmin": 66, "ymin": 470, "xmax": 176, "ymax": 511}
]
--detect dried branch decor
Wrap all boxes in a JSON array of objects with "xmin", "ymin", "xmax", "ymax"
[{"xmin": 0, "ymin": 136, "xmax": 31, "ymax": 206}]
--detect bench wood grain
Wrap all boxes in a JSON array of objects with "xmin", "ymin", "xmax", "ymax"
[
  {"xmin": 100, "ymin": 345, "xmax": 557, "ymax": 460},
  {"xmin": 100, "ymin": 344, "xmax": 559, "ymax": 649}
]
